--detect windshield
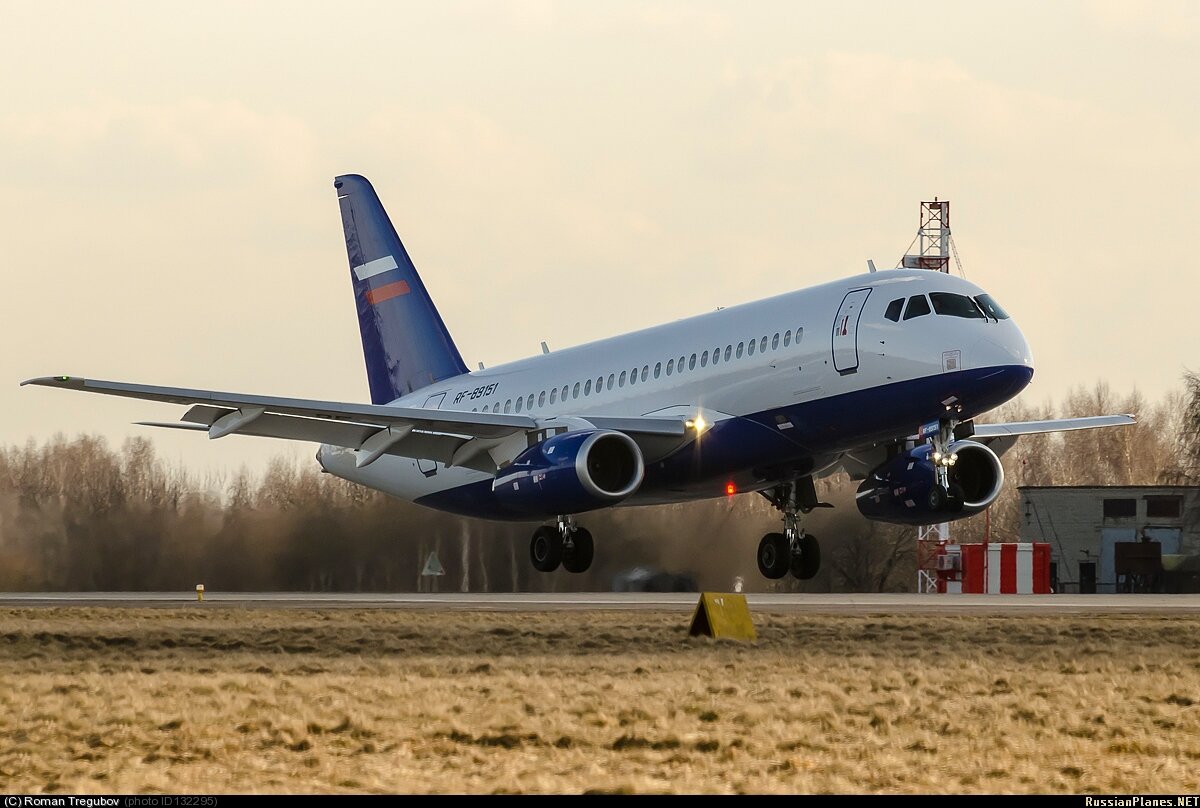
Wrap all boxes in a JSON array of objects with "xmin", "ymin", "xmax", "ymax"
[
  {"xmin": 975, "ymin": 294, "xmax": 1010, "ymax": 320},
  {"xmin": 929, "ymin": 292, "xmax": 986, "ymax": 319}
]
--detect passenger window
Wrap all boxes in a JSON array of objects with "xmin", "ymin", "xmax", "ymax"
[
  {"xmin": 975, "ymin": 294, "xmax": 1010, "ymax": 320},
  {"xmin": 701, "ymin": 350, "xmax": 709, "ymax": 367},
  {"xmin": 666, "ymin": 359, "xmax": 674, "ymax": 376},
  {"xmin": 515, "ymin": 397, "xmax": 523, "ymax": 412},
  {"xmin": 736, "ymin": 342, "xmax": 744, "ymax": 358},
  {"xmin": 572, "ymin": 382, "xmax": 580, "ymax": 398},
  {"xmin": 759, "ymin": 336, "xmax": 768, "ymax": 353},
  {"xmin": 550, "ymin": 388, "xmax": 558, "ymax": 404},
  {"xmin": 678, "ymin": 355, "xmax": 686, "ymax": 372},
  {"xmin": 584, "ymin": 380, "xmax": 592, "ymax": 396},
  {"xmin": 654, "ymin": 362, "xmax": 661, "ymax": 378},
  {"xmin": 538, "ymin": 391, "xmax": 546, "ymax": 407},
  {"xmin": 783, "ymin": 330, "xmax": 791, "ymax": 347},
  {"xmin": 629, "ymin": 368, "xmax": 638, "ymax": 386},
  {"xmin": 795, "ymin": 327, "xmax": 803, "ymax": 343},
  {"xmin": 619, "ymin": 370, "xmax": 627, "ymax": 387},
  {"xmin": 504, "ymin": 399, "xmax": 512, "ymax": 413},
  {"xmin": 607, "ymin": 374, "xmax": 615, "ymax": 390},
  {"xmin": 641, "ymin": 366, "xmax": 648, "ymax": 382},
  {"xmin": 481, "ymin": 404, "xmax": 488, "ymax": 413},
  {"xmin": 527, "ymin": 394, "xmax": 534, "ymax": 410},
  {"xmin": 884, "ymin": 298, "xmax": 904, "ymax": 322},
  {"xmin": 930, "ymin": 292, "xmax": 986, "ymax": 319},
  {"xmin": 596, "ymin": 376, "xmax": 603, "ymax": 392},
  {"xmin": 561, "ymin": 385, "xmax": 569, "ymax": 401},
  {"xmin": 689, "ymin": 353, "xmax": 697, "ymax": 370},
  {"xmin": 903, "ymin": 295, "xmax": 932, "ymax": 320},
  {"xmin": 725, "ymin": 345, "xmax": 732, "ymax": 361},
  {"xmin": 747, "ymin": 340, "xmax": 756, "ymax": 356},
  {"xmin": 772, "ymin": 333, "xmax": 780, "ymax": 350}
]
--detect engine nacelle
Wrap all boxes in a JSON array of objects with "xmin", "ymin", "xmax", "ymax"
[
  {"xmin": 493, "ymin": 429, "xmax": 645, "ymax": 516},
  {"xmin": 856, "ymin": 439, "xmax": 1004, "ymax": 525}
]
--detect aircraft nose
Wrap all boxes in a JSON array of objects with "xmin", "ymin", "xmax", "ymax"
[{"xmin": 972, "ymin": 328, "xmax": 1033, "ymax": 370}]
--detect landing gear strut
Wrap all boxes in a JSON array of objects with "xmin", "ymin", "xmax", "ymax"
[
  {"xmin": 928, "ymin": 419, "xmax": 965, "ymax": 513},
  {"xmin": 758, "ymin": 477, "xmax": 826, "ymax": 580},
  {"xmin": 530, "ymin": 516, "xmax": 593, "ymax": 574}
]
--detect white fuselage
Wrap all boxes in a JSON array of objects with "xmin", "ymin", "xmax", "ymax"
[{"xmin": 317, "ymin": 269, "xmax": 1032, "ymax": 518}]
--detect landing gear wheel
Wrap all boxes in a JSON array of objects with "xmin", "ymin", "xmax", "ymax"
[
  {"xmin": 927, "ymin": 484, "xmax": 948, "ymax": 512},
  {"xmin": 562, "ymin": 527, "xmax": 594, "ymax": 574},
  {"xmin": 947, "ymin": 483, "xmax": 965, "ymax": 513},
  {"xmin": 791, "ymin": 533, "xmax": 821, "ymax": 580},
  {"xmin": 758, "ymin": 532, "xmax": 791, "ymax": 579},
  {"xmin": 530, "ymin": 526, "xmax": 563, "ymax": 572}
]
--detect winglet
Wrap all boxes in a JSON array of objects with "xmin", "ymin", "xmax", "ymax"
[{"xmin": 21, "ymin": 376, "xmax": 84, "ymax": 389}]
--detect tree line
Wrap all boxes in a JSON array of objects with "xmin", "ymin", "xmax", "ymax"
[{"xmin": 1, "ymin": 375, "xmax": 1195, "ymax": 592}]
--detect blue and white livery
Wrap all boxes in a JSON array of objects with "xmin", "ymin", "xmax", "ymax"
[{"xmin": 23, "ymin": 174, "xmax": 1133, "ymax": 579}]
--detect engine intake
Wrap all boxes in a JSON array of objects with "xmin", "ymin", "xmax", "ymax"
[
  {"xmin": 856, "ymin": 439, "xmax": 1004, "ymax": 525},
  {"xmin": 493, "ymin": 429, "xmax": 645, "ymax": 516}
]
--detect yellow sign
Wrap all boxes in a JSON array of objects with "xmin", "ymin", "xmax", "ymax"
[{"xmin": 688, "ymin": 592, "xmax": 756, "ymax": 641}]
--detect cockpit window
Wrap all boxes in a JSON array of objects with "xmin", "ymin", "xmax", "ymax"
[
  {"xmin": 903, "ymin": 295, "xmax": 931, "ymax": 320},
  {"xmin": 884, "ymin": 298, "xmax": 903, "ymax": 322},
  {"xmin": 975, "ymin": 294, "xmax": 1010, "ymax": 320},
  {"xmin": 929, "ymin": 292, "xmax": 986, "ymax": 319}
]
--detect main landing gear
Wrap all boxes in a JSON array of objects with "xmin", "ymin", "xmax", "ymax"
[
  {"xmin": 530, "ymin": 516, "xmax": 594, "ymax": 574},
  {"xmin": 758, "ymin": 477, "xmax": 828, "ymax": 580}
]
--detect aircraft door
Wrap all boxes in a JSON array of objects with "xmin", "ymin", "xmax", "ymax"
[
  {"xmin": 832, "ymin": 288, "xmax": 871, "ymax": 375},
  {"xmin": 417, "ymin": 392, "xmax": 446, "ymax": 477}
]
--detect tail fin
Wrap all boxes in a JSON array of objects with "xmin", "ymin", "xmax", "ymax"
[{"xmin": 335, "ymin": 174, "xmax": 469, "ymax": 403}]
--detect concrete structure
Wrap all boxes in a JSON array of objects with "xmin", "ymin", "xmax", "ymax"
[{"xmin": 1019, "ymin": 486, "xmax": 1200, "ymax": 593}]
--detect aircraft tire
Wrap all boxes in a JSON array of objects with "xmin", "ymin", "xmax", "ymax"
[
  {"xmin": 530, "ymin": 526, "xmax": 563, "ymax": 572},
  {"xmin": 562, "ymin": 527, "xmax": 594, "ymax": 574},
  {"xmin": 792, "ymin": 533, "xmax": 821, "ymax": 580},
  {"xmin": 757, "ymin": 532, "xmax": 791, "ymax": 579}
]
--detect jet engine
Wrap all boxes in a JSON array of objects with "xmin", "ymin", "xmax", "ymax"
[
  {"xmin": 856, "ymin": 439, "xmax": 1004, "ymax": 525},
  {"xmin": 493, "ymin": 429, "xmax": 645, "ymax": 516}
]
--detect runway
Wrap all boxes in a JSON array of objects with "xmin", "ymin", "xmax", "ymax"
[{"xmin": 2, "ymin": 591, "xmax": 1199, "ymax": 613}]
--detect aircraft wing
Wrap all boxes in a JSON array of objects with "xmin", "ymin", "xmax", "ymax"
[
  {"xmin": 21, "ymin": 375, "xmax": 689, "ymax": 472},
  {"xmin": 968, "ymin": 414, "xmax": 1136, "ymax": 458},
  {"xmin": 971, "ymin": 414, "xmax": 1136, "ymax": 438}
]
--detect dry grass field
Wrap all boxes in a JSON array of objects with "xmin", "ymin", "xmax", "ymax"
[{"xmin": 0, "ymin": 607, "xmax": 1197, "ymax": 794}]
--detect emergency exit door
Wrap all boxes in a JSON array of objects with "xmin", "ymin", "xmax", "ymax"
[{"xmin": 832, "ymin": 288, "xmax": 871, "ymax": 374}]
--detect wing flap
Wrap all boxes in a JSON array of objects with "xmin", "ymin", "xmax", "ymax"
[{"xmin": 179, "ymin": 405, "xmax": 486, "ymax": 470}]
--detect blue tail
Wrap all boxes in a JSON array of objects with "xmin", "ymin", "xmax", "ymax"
[{"xmin": 335, "ymin": 174, "xmax": 469, "ymax": 403}]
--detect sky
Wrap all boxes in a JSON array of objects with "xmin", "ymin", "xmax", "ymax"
[{"xmin": 2, "ymin": 1, "xmax": 1197, "ymax": 476}]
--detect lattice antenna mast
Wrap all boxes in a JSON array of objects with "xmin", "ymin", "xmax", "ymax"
[{"xmin": 901, "ymin": 199, "xmax": 964, "ymax": 276}]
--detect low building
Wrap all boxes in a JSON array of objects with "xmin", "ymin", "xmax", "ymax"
[{"xmin": 1018, "ymin": 485, "xmax": 1200, "ymax": 593}]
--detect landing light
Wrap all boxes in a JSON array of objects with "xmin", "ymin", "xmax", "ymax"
[
  {"xmin": 725, "ymin": 482, "xmax": 736, "ymax": 496},
  {"xmin": 687, "ymin": 415, "xmax": 709, "ymax": 434}
]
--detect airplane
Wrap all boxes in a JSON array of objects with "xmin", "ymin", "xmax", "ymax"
[{"xmin": 23, "ymin": 174, "xmax": 1135, "ymax": 580}]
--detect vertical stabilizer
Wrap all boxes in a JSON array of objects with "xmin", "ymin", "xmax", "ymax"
[{"xmin": 334, "ymin": 174, "xmax": 469, "ymax": 403}]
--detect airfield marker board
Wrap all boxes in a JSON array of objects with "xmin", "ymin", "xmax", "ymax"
[
  {"xmin": 422, "ymin": 551, "xmax": 445, "ymax": 577},
  {"xmin": 688, "ymin": 592, "xmax": 756, "ymax": 641}
]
